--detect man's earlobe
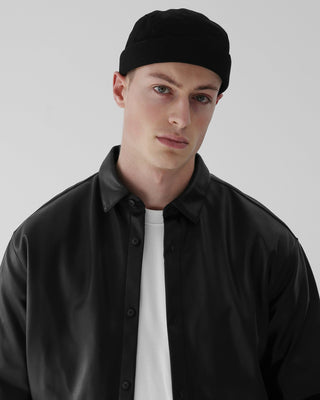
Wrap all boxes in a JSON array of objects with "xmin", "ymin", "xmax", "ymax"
[{"xmin": 113, "ymin": 72, "xmax": 127, "ymax": 109}]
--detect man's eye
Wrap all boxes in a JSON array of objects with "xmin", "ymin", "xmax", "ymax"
[
  {"xmin": 195, "ymin": 95, "xmax": 211, "ymax": 104},
  {"xmin": 153, "ymin": 86, "xmax": 170, "ymax": 94}
]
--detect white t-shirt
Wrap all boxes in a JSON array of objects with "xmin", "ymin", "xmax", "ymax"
[{"xmin": 134, "ymin": 209, "xmax": 173, "ymax": 400}]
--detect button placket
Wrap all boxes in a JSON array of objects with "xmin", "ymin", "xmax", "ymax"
[{"xmin": 118, "ymin": 206, "xmax": 145, "ymax": 400}]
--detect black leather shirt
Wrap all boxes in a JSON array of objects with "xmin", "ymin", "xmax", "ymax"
[{"xmin": 1, "ymin": 145, "xmax": 320, "ymax": 400}]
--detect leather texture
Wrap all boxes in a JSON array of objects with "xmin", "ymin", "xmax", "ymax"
[{"xmin": 1, "ymin": 145, "xmax": 320, "ymax": 400}]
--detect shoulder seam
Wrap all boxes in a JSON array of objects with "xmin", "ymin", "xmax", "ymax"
[
  {"xmin": 10, "ymin": 236, "xmax": 26, "ymax": 269},
  {"xmin": 210, "ymin": 174, "xmax": 298, "ymax": 239},
  {"xmin": 34, "ymin": 173, "xmax": 98, "ymax": 214}
]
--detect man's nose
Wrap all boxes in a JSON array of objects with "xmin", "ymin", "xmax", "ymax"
[{"xmin": 168, "ymin": 97, "xmax": 191, "ymax": 128}]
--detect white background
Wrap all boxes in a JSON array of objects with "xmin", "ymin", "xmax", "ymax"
[{"xmin": 0, "ymin": 0, "xmax": 319, "ymax": 286}]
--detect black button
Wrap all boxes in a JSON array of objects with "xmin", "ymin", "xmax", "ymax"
[
  {"xmin": 170, "ymin": 244, "xmax": 175, "ymax": 252},
  {"xmin": 131, "ymin": 237, "xmax": 140, "ymax": 246},
  {"xmin": 127, "ymin": 307, "xmax": 136, "ymax": 317},
  {"xmin": 128, "ymin": 199, "xmax": 136, "ymax": 208},
  {"xmin": 178, "ymin": 391, "xmax": 184, "ymax": 399},
  {"xmin": 121, "ymin": 380, "xmax": 131, "ymax": 391}
]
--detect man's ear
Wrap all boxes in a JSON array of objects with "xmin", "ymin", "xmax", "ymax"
[
  {"xmin": 216, "ymin": 93, "xmax": 223, "ymax": 105},
  {"xmin": 113, "ymin": 71, "xmax": 128, "ymax": 109}
]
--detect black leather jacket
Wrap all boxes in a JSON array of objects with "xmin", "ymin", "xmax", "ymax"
[{"xmin": 1, "ymin": 145, "xmax": 320, "ymax": 400}]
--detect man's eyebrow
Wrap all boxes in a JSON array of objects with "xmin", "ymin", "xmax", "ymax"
[{"xmin": 148, "ymin": 72, "xmax": 219, "ymax": 92}]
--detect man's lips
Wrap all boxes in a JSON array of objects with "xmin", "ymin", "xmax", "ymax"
[{"xmin": 156, "ymin": 135, "xmax": 189, "ymax": 149}]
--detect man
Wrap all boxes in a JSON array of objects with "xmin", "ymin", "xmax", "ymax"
[{"xmin": 0, "ymin": 8, "xmax": 320, "ymax": 400}]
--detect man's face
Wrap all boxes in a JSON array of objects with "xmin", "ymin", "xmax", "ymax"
[{"xmin": 113, "ymin": 62, "xmax": 223, "ymax": 173}]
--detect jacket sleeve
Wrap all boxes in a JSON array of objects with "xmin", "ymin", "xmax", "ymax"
[
  {"xmin": 261, "ymin": 238, "xmax": 320, "ymax": 400},
  {"xmin": 0, "ymin": 237, "xmax": 32, "ymax": 399}
]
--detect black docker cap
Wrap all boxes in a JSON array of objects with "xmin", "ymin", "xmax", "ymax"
[{"xmin": 119, "ymin": 8, "xmax": 231, "ymax": 93}]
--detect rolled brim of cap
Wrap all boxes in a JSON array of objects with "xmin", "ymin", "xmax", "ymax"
[{"xmin": 119, "ymin": 36, "xmax": 231, "ymax": 93}]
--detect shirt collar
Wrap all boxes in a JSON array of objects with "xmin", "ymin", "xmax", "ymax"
[{"xmin": 99, "ymin": 145, "xmax": 210, "ymax": 223}]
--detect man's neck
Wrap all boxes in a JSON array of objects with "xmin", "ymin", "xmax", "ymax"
[{"xmin": 116, "ymin": 150, "xmax": 195, "ymax": 210}]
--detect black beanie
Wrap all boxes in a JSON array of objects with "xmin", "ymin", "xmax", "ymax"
[{"xmin": 119, "ymin": 8, "xmax": 231, "ymax": 93}]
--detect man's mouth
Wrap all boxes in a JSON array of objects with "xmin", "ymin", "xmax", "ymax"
[{"xmin": 156, "ymin": 135, "xmax": 189, "ymax": 149}]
